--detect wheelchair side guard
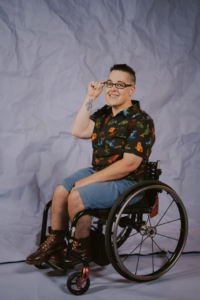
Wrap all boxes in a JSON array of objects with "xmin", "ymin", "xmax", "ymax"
[{"xmin": 150, "ymin": 196, "xmax": 159, "ymax": 218}]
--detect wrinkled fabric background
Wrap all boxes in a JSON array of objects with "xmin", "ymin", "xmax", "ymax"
[{"xmin": 0, "ymin": 0, "xmax": 200, "ymax": 263}]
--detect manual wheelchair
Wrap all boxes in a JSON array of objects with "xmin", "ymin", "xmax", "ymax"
[{"xmin": 35, "ymin": 161, "xmax": 188, "ymax": 295}]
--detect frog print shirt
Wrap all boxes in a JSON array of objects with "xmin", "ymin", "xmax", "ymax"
[{"xmin": 89, "ymin": 100, "xmax": 155, "ymax": 182}]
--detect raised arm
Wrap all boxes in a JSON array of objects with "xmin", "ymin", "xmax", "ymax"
[{"xmin": 71, "ymin": 81, "xmax": 105, "ymax": 139}]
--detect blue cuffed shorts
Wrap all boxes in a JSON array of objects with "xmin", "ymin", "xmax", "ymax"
[{"xmin": 59, "ymin": 167, "xmax": 143, "ymax": 210}]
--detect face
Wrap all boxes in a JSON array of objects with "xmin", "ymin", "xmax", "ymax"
[{"xmin": 105, "ymin": 70, "xmax": 135, "ymax": 109}]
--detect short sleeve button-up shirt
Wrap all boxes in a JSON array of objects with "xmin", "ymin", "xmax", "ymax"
[{"xmin": 89, "ymin": 100, "xmax": 155, "ymax": 182}]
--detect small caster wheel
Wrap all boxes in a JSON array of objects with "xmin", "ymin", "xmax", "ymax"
[
  {"xmin": 34, "ymin": 262, "xmax": 49, "ymax": 269},
  {"xmin": 67, "ymin": 271, "xmax": 90, "ymax": 295}
]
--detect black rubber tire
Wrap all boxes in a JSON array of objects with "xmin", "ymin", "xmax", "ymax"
[
  {"xmin": 105, "ymin": 180, "xmax": 188, "ymax": 282},
  {"xmin": 67, "ymin": 272, "xmax": 90, "ymax": 295}
]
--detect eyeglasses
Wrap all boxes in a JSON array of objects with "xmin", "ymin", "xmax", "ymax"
[{"xmin": 104, "ymin": 81, "xmax": 133, "ymax": 89}]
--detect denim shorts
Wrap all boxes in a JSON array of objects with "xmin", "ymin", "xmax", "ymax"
[{"xmin": 59, "ymin": 167, "xmax": 143, "ymax": 210}]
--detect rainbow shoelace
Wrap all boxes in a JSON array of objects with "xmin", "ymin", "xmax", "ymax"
[
  {"xmin": 61, "ymin": 240, "xmax": 81, "ymax": 253},
  {"xmin": 41, "ymin": 233, "xmax": 56, "ymax": 250},
  {"xmin": 72, "ymin": 240, "xmax": 81, "ymax": 251}
]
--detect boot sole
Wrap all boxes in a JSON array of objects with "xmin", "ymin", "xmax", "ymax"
[{"xmin": 25, "ymin": 258, "xmax": 49, "ymax": 265}]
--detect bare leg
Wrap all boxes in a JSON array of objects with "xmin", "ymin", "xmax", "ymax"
[
  {"xmin": 51, "ymin": 185, "xmax": 69, "ymax": 231},
  {"xmin": 26, "ymin": 185, "xmax": 69, "ymax": 264},
  {"xmin": 46, "ymin": 189, "xmax": 91, "ymax": 267},
  {"xmin": 68, "ymin": 190, "xmax": 91, "ymax": 239}
]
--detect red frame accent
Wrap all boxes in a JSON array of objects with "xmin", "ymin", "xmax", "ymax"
[
  {"xmin": 150, "ymin": 196, "xmax": 159, "ymax": 218},
  {"xmin": 76, "ymin": 267, "xmax": 90, "ymax": 290}
]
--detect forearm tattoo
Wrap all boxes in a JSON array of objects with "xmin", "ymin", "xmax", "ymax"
[{"xmin": 85, "ymin": 99, "xmax": 93, "ymax": 111}]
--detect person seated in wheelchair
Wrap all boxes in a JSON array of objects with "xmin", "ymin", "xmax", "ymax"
[{"xmin": 26, "ymin": 64, "xmax": 155, "ymax": 269}]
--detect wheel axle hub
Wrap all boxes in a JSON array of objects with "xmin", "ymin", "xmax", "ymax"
[{"xmin": 147, "ymin": 227, "xmax": 157, "ymax": 238}]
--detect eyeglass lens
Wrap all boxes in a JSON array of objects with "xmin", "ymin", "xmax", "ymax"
[{"xmin": 105, "ymin": 82, "xmax": 125, "ymax": 89}]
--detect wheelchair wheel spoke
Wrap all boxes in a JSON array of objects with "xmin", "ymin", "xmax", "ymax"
[
  {"xmin": 156, "ymin": 233, "xmax": 179, "ymax": 241},
  {"xmin": 122, "ymin": 236, "xmax": 148, "ymax": 263},
  {"xmin": 147, "ymin": 215, "xmax": 152, "ymax": 227},
  {"xmin": 152, "ymin": 240, "xmax": 170, "ymax": 261},
  {"xmin": 155, "ymin": 199, "xmax": 174, "ymax": 227},
  {"xmin": 127, "ymin": 231, "xmax": 139, "ymax": 238},
  {"xmin": 135, "ymin": 235, "xmax": 143, "ymax": 275},
  {"xmin": 156, "ymin": 218, "xmax": 181, "ymax": 227}
]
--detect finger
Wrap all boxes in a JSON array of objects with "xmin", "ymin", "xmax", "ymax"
[
  {"xmin": 95, "ymin": 82, "xmax": 99, "ymax": 90},
  {"xmin": 97, "ymin": 82, "xmax": 102, "ymax": 90},
  {"xmin": 96, "ymin": 81, "xmax": 105, "ymax": 86},
  {"xmin": 90, "ymin": 81, "xmax": 95, "ymax": 88}
]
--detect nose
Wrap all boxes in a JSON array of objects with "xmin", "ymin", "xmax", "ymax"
[{"xmin": 110, "ymin": 84, "xmax": 118, "ymax": 92}]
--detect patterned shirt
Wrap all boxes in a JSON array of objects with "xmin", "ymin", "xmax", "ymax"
[{"xmin": 89, "ymin": 100, "xmax": 155, "ymax": 182}]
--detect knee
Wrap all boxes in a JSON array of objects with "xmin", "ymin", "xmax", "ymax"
[
  {"xmin": 53, "ymin": 185, "xmax": 69, "ymax": 203},
  {"xmin": 68, "ymin": 190, "xmax": 85, "ymax": 219}
]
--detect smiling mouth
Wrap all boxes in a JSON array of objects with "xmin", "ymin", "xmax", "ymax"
[{"xmin": 109, "ymin": 95, "xmax": 119, "ymax": 98}]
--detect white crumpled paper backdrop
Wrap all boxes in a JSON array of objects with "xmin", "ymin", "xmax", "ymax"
[{"xmin": 0, "ymin": 0, "xmax": 200, "ymax": 263}]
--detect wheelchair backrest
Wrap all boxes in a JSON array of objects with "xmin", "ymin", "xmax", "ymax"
[
  {"xmin": 146, "ymin": 161, "xmax": 162, "ymax": 180},
  {"xmin": 145, "ymin": 161, "xmax": 162, "ymax": 207}
]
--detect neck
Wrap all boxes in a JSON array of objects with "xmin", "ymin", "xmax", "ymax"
[{"xmin": 112, "ymin": 100, "xmax": 133, "ymax": 116}]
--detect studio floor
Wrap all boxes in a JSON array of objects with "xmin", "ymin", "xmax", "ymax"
[{"xmin": 0, "ymin": 254, "xmax": 200, "ymax": 300}]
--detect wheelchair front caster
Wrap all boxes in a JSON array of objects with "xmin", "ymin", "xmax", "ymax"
[
  {"xmin": 34, "ymin": 262, "xmax": 49, "ymax": 269},
  {"xmin": 67, "ymin": 271, "xmax": 90, "ymax": 295}
]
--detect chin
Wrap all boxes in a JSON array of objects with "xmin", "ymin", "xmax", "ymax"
[{"xmin": 106, "ymin": 96, "xmax": 120, "ymax": 107}]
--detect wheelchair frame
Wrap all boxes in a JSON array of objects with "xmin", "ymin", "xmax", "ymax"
[{"xmin": 36, "ymin": 161, "xmax": 188, "ymax": 295}]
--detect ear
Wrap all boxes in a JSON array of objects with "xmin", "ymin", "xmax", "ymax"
[{"xmin": 129, "ymin": 85, "xmax": 136, "ymax": 97}]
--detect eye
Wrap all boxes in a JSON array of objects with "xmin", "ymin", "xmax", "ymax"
[{"xmin": 116, "ymin": 83, "xmax": 125, "ymax": 88}]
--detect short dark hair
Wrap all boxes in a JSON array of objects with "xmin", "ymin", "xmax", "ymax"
[{"xmin": 110, "ymin": 64, "xmax": 136, "ymax": 85}]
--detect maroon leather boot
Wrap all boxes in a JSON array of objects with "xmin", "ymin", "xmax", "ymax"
[
  {"xmin": 26, "ymin": 227, "xmax": 67, "ymax": 265},
  {"xmin": 49, "ymin": 235, "xmax": 93, "ymax": 268}
]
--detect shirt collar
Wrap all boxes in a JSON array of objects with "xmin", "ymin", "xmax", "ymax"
[{"xmin": 108, "ymin": 100, "xmax": 140, "ymax": 118}]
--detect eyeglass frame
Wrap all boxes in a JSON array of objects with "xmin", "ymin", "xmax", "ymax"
[{"xmin": 104, "ymin": 81, "xmax": 134, "ymax": 89}]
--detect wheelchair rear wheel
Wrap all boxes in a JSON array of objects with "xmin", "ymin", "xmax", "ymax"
[
  {"xmin": 105, "ymin": 181, "xmax": 188, "ymax": 282},
  {"xmin": 115, "ymin": 214, "xmax": 134, "ymax": 248}
]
